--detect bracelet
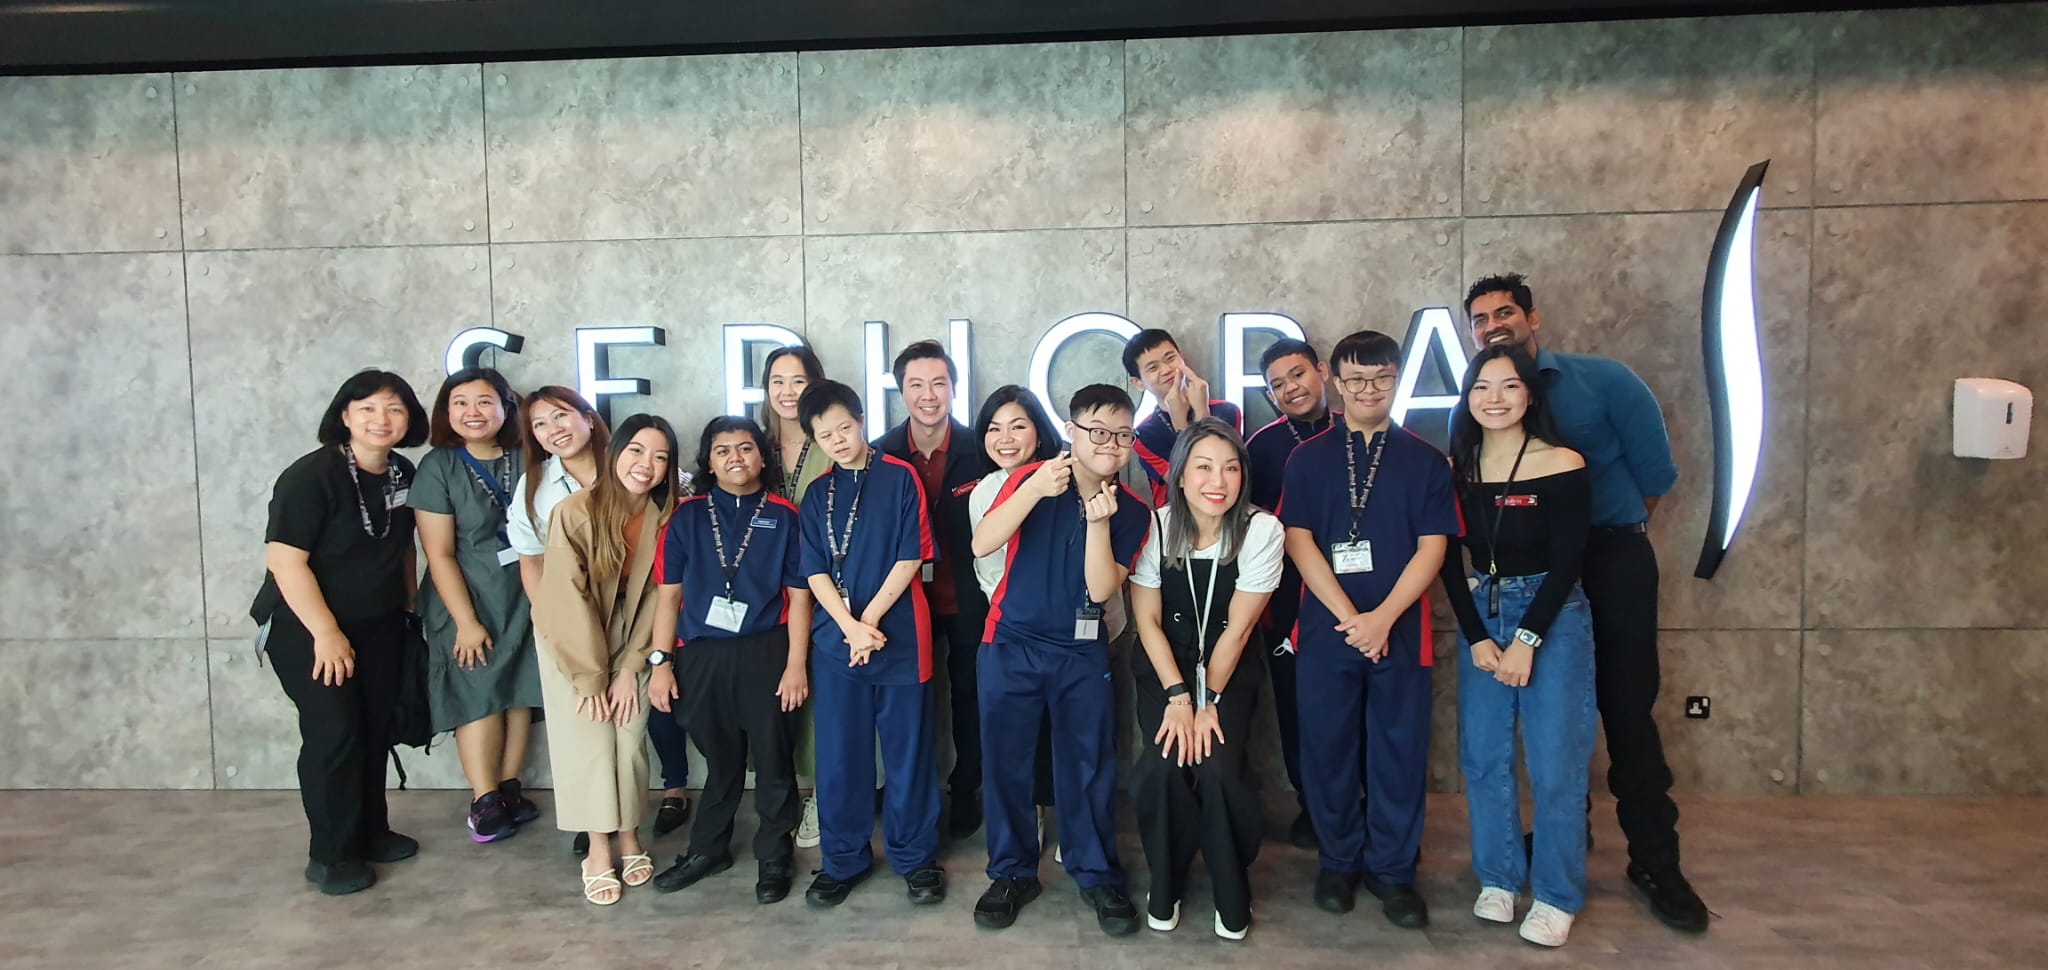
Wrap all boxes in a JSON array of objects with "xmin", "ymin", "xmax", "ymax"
[{"xmin": 1166, "ymin": 696, "xmax": 1193, "ymax": 708}]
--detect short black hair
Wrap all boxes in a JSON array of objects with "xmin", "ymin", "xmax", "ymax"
[
  {"xmin": 797, "ymin": 379, "xmax": 865, "ymax": 438},
  {"xmin": 1465, "ymin": 273, "xmax": 1535, "ymax": 315},
  {"xmin": 971, "ymin": 385, "xmax": 1062, "ymax": 466},
  {"xmin": 1329, "ymin": 331, "xmax": 1402, "ymax": 372},
  {"xmin": 691, "ymin": 415, "xmax": 782, "ymax": 496},
  {"xmin": 317, "ymin": 369, "xmax": 428, "ymax": 448},
  {"xmin": 891, "ymin": 339, "xmax": 957, "ymax": 385},
  {"xmin": 428, "ymin": 367, "xmax": 521, "ymax": 450},
  {"xmin": 1121, "ymin": 328, "xmax": 1178, "ymax": 379},
  {"xmin": 1068, "ymin": 383, "xmax": 1135, "ymax": 422},
  {"xmin": 1258, "ymin": 338, "xmax": 1321, "ymax": 374}
]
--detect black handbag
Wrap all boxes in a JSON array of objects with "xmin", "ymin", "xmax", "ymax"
[{"xmin": 386, "ymin": 612, "xmax": 435, "ymax": 788}]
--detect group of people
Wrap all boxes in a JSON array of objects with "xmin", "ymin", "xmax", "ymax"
[{"xmin": 253, "ymin": 273, "xmax": 1710, "ymax": 948}]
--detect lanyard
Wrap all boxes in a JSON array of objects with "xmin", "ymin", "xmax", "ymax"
[
  {"xmin": 455, "ymin": 450, "xmax": 512, "ymax": 509},
  {"xmin": 779, "ymin": 439, "xmax": 813, "ymax": 502},
  {"xmin": 1181, "ymin": 537, "xmax": 1223, "ymax": 666},
  {"xmin": 1285, "ymin": 411, "xmax": 1331, "ymax": 445},
  {"xmin": 342, "ymin": 444, "xmax": 404, "ymax": 539},
  {"xmin": 708, "ymin": 488, "xmax": 766, "ymax": 597},
  {"xmin": 1342, "ymin": 428, "xmax": 1388, "ymax": 542},
  {"xmin": 824, "ymin": 458, "xmax": 871, "ymax": 591},
  {"xmin": 1482, "ymin": 434, "xmax": 1533, "ymax": 579}
]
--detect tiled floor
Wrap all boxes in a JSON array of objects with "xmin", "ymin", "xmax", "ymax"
[{"xmin": 1, "ymin": 789, "xmax": 2040, "ymax": 969}]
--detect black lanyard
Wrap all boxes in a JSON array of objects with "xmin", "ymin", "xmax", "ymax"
[
  {"xmin": 1285, "ymin": 411, "xmax": 1331, "ymax": 444},
  {"xmin": 1482, "ymin": 434, "xmax": 1533, "ymax": 579},
  {"xmin": 779, "ymin": 439, "xmax": 813, "ymax": 502},
  {"xmin": 455, "ymin": 449, "xmax": 514, "ymax": 544},
  {"xmin": 825, "ymin": 459, "xmax": 871, "ymax": 591},
  {"xmin": 1342, "ymin": 428, "xmax": 1388, "ymax": 542},
  {"xmin": 342, "ymin": 444, "xmax": 405, "ymax": 539},
  {"xmin": 708, "ymin": 488, "xmax": 766, "ymax": 597}
]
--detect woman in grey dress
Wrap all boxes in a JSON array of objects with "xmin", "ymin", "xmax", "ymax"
[{"xmin": 414, "ymin": 367, "xmax": 545, "ymax": 843}]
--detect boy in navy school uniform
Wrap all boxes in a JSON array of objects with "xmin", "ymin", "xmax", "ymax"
[
  {"xmin": 1278, "ymin": 331, "xmax": 1458, "ymax": 931},
  {"xmin": 1123, "ymin": 328, "xmax": 1243, "ymax": 507},
  {"xmin": 794, "ymin": 380, "xmax": 945, "ymax": 908},
  {"xmin": 969, "ymin": 384, "xmax": 1152, "ymax": 937}
]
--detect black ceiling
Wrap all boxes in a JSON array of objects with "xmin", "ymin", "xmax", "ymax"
[{"xmin": 0, "ymin": 0, "xmax": 1980, "ymax": 75}]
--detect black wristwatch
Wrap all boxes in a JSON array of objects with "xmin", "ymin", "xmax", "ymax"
[
  {"xmin": 1205, "ymin": 687, "xmax": 1224, "ymax": 706},
  {"xmin": 648, "ymin": 650, "xmax": 670, "ymax": 667}
]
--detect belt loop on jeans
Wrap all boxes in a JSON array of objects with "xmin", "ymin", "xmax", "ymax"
[{"xmin": 1590, "ymin": 523, "xmax": 1647, "ymax": 536}]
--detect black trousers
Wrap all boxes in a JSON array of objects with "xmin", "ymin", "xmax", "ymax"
[
  {"xmin": 1132, "ymin": 653, "xmax": 1265, "ymax": 927},
  {"xmin": 1580, "ymin": 529, "xmax": 1681, "ymax": 868},
  {"xmin": 266, "ymin": 607, "xmax": 405, "ymax": 865},
  {"xmin": 678, "ymin": 626, "xmax": 800, "ymax": 862},
  {"xmin": 932, "ymin": 609, "xmax": 985, "ymax": 799}
]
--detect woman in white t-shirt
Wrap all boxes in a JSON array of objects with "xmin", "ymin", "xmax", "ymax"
[{"xmin": 1127, "ymin": 417, "xmax": 1283, "ymax": 941}]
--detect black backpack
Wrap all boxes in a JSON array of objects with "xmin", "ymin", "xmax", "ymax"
[{"xmin": 387, "ymin": 612, "xmax": 435, "ymax": 788}]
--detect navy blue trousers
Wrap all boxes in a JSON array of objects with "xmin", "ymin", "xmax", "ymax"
[
  {"xmin": 810, "ymin": 660, "xmax": 939, "ymax": 880},
  {"xmin": 979, "ymin": 637, "xmax": 1123, "ymax": 890},
  {"xmin": 1295, "ymin": 638, "xmax": 1432, "ymax": 883}
]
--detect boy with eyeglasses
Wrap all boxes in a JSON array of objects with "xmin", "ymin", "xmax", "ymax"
[
  {"xmin": 968, "ymin": 384, "xmax": 1152, "ymax": 937},
  {"xmin": 1278, "ymin": 331, "xmax": 1457, "ymax": 930}
]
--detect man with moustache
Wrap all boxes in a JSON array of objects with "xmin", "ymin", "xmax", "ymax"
[{"xmin": 1463, "ymin": 273, "xmax": 1705, "ymax": 934}]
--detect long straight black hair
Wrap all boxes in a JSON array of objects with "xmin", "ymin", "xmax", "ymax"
[
  {"xmin": 1447, "ymin": 344, "xmax": 1570, "ymax": 486},
  {"xmin": 757, "ymin": 343, "xmax": 826, "ymax": 450}
]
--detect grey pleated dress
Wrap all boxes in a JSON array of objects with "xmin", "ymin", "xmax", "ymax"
[{"xmin": 412, "ymin": 447, "xmax": 544, "ymax": 733}]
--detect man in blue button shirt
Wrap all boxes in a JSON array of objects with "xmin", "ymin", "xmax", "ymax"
[{"xmin": 1464, "ymin": 273, "xmax": 1707, "ymax": 934}]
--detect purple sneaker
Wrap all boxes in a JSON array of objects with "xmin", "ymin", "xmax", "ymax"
[{"xmin": 468, "ymin": 791, "xmax": 517, "ymax": 844}]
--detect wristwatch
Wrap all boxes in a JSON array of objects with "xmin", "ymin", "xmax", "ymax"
[
  {"xmin": 1513, "ymin": 628, "xmax": 1543, "ymax": 650},
  {"xmin": 1204, "ymin": 687, "xmax": 1224, "ymax": 706},
  {"xmin": 648, "ymin": 650, "xmax": 670, "ymax": 666}
]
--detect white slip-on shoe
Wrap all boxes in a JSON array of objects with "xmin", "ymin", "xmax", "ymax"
[
  {"xmin": 1473, "ymin": 886, "xmax": 1517, "ymax": 923},
  {"xmin": 1213, "ymin": 909, "xmax": 1249, "ymax": 941},
  {"xmin": 1146, "ymin": 896, "xmax": 1180, "ymax": 932},
  {"xmin": 1519, "ymin": 900, "xmax": 1575, "ymax": 947},
  {"xmin": 795, "ymin": 795, "xmax": 821, "ymax": 849}
]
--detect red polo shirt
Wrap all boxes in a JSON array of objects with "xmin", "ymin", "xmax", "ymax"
[{"xmin": 908, "ymin": 428, "xmax": 959, "ymax": 616}]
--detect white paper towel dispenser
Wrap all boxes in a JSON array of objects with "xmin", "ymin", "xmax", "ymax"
[{"xmin": 1953, "ymin": 378, "xmax": 2032, "ymax": 459}]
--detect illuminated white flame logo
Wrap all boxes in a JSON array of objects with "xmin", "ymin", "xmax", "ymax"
[{"xmin": 1695, "ymin": 159, "xmax": 1769, "ymax": 580}]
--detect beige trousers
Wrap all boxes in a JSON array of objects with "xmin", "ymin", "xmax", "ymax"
[{"xmin": 536, "ymin": 631, "xmax": 650, "ymax": 834}]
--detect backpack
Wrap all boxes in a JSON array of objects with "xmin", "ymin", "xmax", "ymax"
[{"xmin": 387, "ymin": 612, "xmax": 435, "ymax": 788}]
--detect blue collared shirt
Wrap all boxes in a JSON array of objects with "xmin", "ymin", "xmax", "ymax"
[{"xmin": 1536, "ymin": 348, "xmax": 1677, "ymax": 527}]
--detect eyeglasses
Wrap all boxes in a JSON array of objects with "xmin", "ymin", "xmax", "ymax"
[
  {"xmin": 1336, "ymin": 374, "xmax": 1398, "ymax": 395},
  {"xmin": 1073, "ymin": 424, "xmax": 1136, "ymax": 447}
]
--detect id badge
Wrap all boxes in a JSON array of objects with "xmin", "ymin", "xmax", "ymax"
[
  {"xmin": 921, "ymin": 562, "xmax": 935, "ymax": 583},
  {"xmin": 1195, "ymin": 663, "xmax": 1209, "ymax": 711},
  {"xmin": 1074, "ymin": 604, "xmax": 1103, "ymax": 641},
  {"xmin": 386, "ymin": 487, "xmax": 410, "ymax": 509},
  {"xmin": 707, "ymin": 596, "xmax": 750, "ymax": 633},
  {"xmin": 497, "ymin": 546, "xmax": 521, "ymax": 568},
  {"xmin": 838, "ymin": 586, "xmax": 854, "ymax": 614},
  {"xmin": 1331, "ymin": 540, "xmax": 1373, "ymax": 574}
]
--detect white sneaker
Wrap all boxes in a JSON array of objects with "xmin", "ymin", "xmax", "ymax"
[
  {"xmin": 1519, "ymin": 900, "xmax": 1574, "ymax": 947},
  {"xmin": 1213, "ymin": 910, "xmax": 1248, "ymax": 941},
  {"xmin": 1473, "ymin": 886, "xmax": 1516, "ymax": 923},
  {"xmin": 1054, "ymin": 843, "xmax": 1062, "ymax": 865},
  {"xmin": 1147, "ymin": 896, "xmax": 1179, "ymax": 932},
  {"xmin": 795, "ymin": 795, "xmax": 821, "ymax": 849}
]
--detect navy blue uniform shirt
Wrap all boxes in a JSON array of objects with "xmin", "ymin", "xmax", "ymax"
[
  {"xmin": 1133, "ymin": 400, "xmax": 1243, "ymax": 506},
  {"xmin": 1277, "ymin": 424, "xmax": 1458, "ymax": 666},
  {"xmin": 799, "ymin": 454, "xmax": 934, "ymax": 684},
  {"xmin": 983, "ymin": 464, "xmax": 1151, "ymax": 651},
  {"xmin": 660, "ymin": 485, "xmax": 804, "ymax": 644},
  {"xmin": 1245, "ymin": 410, "xmax": 1336, "ymax": 644}
]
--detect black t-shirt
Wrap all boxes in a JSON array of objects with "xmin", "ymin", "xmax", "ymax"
[
  {"xmin": 259, "ymin": 447, "xmax": 417, "ymax": 622},
  {"xmin": 1439, "ymin": 468, "xmax": 1590, "ymax": 642}
]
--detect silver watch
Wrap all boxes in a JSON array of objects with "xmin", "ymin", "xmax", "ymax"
[{"xmin": 1513, "ymin": 628, "xmax": 1543, "ymax": 649}]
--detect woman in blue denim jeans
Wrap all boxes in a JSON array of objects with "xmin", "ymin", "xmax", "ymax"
[{"xmin": 1438, "ymin": 344, "xmax": 1595, "ymax": 947}]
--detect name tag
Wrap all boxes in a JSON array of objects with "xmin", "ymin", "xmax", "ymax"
[
  {"xmin": 1331, "ymin": 540, "xmax": 1373, "ymax": 575},
  {"xmin": 496, "ymin": 546, "xmax": 521, "ymax": 567},
  {"xmin": 1074, "ymin": 604, "xmax": 1103, "ymax": 641},
  {"xmin": 1195, "ymin": 663, "xmax": 1209, "ymax": 712},
  {"xmin": 921, "ymin": 562, "xmax": 935, "ymax": 583},
  {"xmin": 1495, "ymin": 494, "xmax": 1540, "ymax": 508},
  {"xmin": 706, "ymin": 596, "xmax": 749, "ymax": 633},
  {"xmin": 751, "ymin": 516, "xmax": 778, "ymax": 529},
  {"xmin": 386, "ymin": 487, "xmax": 410, "ymax": 509}
]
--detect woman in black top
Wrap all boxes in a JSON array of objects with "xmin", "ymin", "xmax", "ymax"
[
  {"xmin": 1438, "ymin": 345, "xmax": 1594, "ymax": 947},
  {"xmin": 255, "ymin": 369, "xmax": 428, "ymax": 896}
]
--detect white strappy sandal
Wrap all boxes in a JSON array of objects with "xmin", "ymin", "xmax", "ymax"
[
  {"xmin": 620, "ymin": 853, "xmax": 656, "ymax": 888},
  {"xmin": 582, "ymin": 865, "xmax": 623, "ymax": 906}
]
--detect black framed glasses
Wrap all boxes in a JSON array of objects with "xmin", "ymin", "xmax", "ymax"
[
  {"xmin": 1335, "ymin": 374, "xmax": 1397, "ymax": 395},
  {"xmin": 1073, "ymin": 424, "xmax": 1136, "ymax": 446}
]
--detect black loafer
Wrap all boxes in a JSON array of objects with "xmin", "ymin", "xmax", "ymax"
[
  {"xmin": 973, "ymin": 877, "xmax": 1042, "ymax": 929},
  {"xmin": 1629, "ymin": 863, "xmax": 1709, "ymax": 933},
  {"xmin": 1080, "ymin": 884, "xmax": 1140, "ymax": 937},
  {"xmin": 946, "ymin": 792, "xmax": 984, "ymax": 839},
  {"xmin": 805, "ymin": 867, "xmax": 870, "ymax": 907},
  {"xmin": 652, "ymin": 851, "xmax": 733, "ymax": 893},
  {"xmin": 304, "ymin": 859, "xmax": 376, "ymax": 896},
  {"xmin": 653, "ymin": 796, "xmax": 692, "ymax": 838},
  {"xmin": 1288, "ymin": 809, "xmax": 1318, "ymax": 850},
  {"xmin": 906, "ymin": 864, "xmax": 947, "ymax": 904},
  {"xmin": 1362, "ymin": 874, "xmax": 1429, "ymax": 929},
  {"xmin": 757, "ymin": 858, "xmax": 795, "ymax": 904},
  {"xmin": 363, "ymin": 831, "xmax": 418, "ymax": 863},
  {"xmin": 1313, "ymin": 869, "xmax": 1358, "ymax": 914}
]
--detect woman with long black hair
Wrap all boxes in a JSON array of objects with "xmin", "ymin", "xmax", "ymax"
[{"xmin": 1438, "ymin": 344, "xmax": 1594, "ymax": 947}]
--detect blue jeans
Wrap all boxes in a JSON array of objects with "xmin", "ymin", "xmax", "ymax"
[{"xmin": 1458, "ymin": 572, "xmax": 1597, "ymax": 913}]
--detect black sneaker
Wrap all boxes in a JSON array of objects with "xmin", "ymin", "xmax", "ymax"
[
  {"xmin": 1362, "ymin": 873, "xmax": 1429, "ymax": 929},
  {"xmin": 1312, "ymin": 869, "xmax": 1358, "ymax": 914},
  {"xmin": 653, "ymin": 796, "xmax": 692, "ymax": 837},
  {"xmin": 652, "ymin": 851, "xmax": 733, "ymax": 893},
  {"xmin": 973, "ymin": 877, "xmax": 1043, "ymax": 929},
  {"xmin": 805, "ymin": 867, "xmax": 869, "ymax": 907},
  {"xmin": 1629, "ymin": 863, "xmax": 1709, "ymax": 933},
  {"xmin": 571, "ymin": 832, "xmax": 589, "ymax": 858},
  {"xmin": 1288, "ymin": 809, "xmax": 1317, "ymax": 850},
  {"xmin": 757, "ymin": 858, "xmax": 795, "ymax": 904},
  {"xmin": 363, "ymin": 831, "xmax": 418, "ymax": 863},
  {"xmin": 906, "ymin": 864, "xmax": 947, "ymax": 904},
  {"xmin": 1080, "ymin": 885, "xmax": 1140, "ymax": 937},
  {"xmin": 467, "ymin": 792, "xmax": 516, "ymax": 844},
  {"xmin": 947, "ymin": 791, "xmax": 984, "ymax": 839},
  {"xmin": 497, "ymin": 779, "xmax": 541, "ymax": 826},
  {"xmin": 304, "ymin": 859, "xmax": 376, "ymax": 896}
]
